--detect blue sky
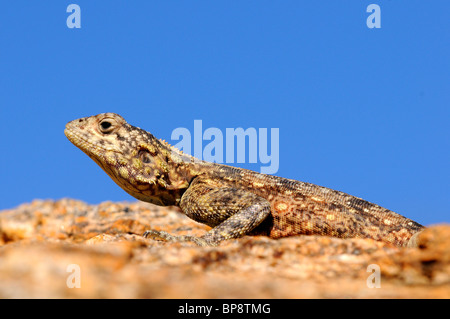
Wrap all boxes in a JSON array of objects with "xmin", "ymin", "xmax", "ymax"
[{"xmin": 0, "ymin": 1, "xmax": 448, "ymax": 226}]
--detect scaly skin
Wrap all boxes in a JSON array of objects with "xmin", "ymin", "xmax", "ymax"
[{"xmin": 65, "ymin": 113, "xmax": 424, "ymax": 247}]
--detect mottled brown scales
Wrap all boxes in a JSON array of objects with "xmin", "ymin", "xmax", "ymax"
[{"xmin": 65, "ymin": 113, "xmax": 424, "ymax": 247}]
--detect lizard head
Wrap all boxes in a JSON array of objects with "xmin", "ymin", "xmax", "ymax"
[{"xmin": 65, "ymin": 113, "xmax": 193, "ymax": 206}]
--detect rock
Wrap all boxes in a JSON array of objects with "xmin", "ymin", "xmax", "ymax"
[{"xmin": 0, "ymin": 199, "xmax": 449, "ymax": 298}]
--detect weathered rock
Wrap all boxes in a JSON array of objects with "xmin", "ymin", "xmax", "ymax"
[{"xmin": 0, "ymin": 199, "xmax": 448, "ymax": 298}]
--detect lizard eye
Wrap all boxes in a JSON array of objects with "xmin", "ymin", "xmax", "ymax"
[
  {"xmin": 139, "ymin": 149, "xmax": 153, "ymax": 164},
  {"xmin": 99, "ymin": 119, "xmax": 114, "ymax": 134}
]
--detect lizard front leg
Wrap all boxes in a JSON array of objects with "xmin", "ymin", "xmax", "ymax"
[{"xmin": 144, "ymin": 178, "xmax": 271, "ymax": 246}]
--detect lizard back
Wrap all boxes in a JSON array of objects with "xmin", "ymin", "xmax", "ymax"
[{"xmin": 195, "ymin": 164, "xmax": 424, "ymax": 246}]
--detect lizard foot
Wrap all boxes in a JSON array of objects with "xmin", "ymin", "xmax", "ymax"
[{"xmin": 142, "ymin": 230, "xmax": 216, "ymax": 247}]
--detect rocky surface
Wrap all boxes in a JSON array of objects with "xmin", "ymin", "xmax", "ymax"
[{"xmin": 0, "ymin": 199, "xmax": 449, "ymax": 298}]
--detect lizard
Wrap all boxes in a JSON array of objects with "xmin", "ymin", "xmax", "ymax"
[{"xmin": 64, "ymin": 113, "xmax": 424, "ymax": 247}]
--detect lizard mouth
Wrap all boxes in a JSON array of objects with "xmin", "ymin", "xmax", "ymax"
[{"xmin": 64, "ymin": 125, "xmax": 121, "ymax": 157}]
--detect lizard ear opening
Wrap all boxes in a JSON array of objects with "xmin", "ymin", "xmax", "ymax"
[{"xmin": 138, "ymin": 149, "xmax": 153, "ymax": 164}]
